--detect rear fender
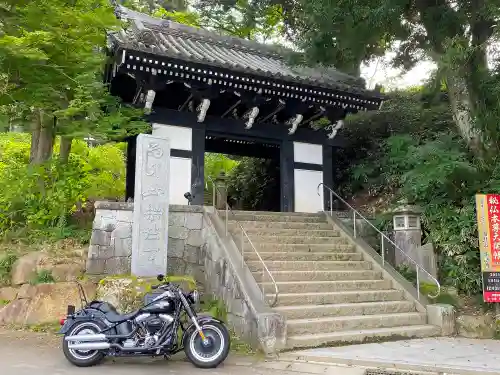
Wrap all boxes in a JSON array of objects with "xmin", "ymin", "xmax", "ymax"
[{"xmin": 58, "ymin": 308, "xmax": 113, "ymax": 334}]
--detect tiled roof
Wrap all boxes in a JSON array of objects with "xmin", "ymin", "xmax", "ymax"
[{"xmin": 110, "ymin": 6, "xmax": 379, "ymax": 98}]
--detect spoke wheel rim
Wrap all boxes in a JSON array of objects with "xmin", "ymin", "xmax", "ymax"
[
  {"xmin": 189, "ymin": 324, "xmax": 225, "ymax": 363},
  {"xmin": 67, "ymin": 323, "xmax": 101, "ymax": 361}
]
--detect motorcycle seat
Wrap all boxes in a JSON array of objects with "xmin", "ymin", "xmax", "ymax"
[{"xmin": 104, "ymin": 309, "xmax": 140, "ymax": 323}]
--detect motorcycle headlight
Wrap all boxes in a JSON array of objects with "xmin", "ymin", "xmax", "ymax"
[{"xmin": 190, "ymin": 290, "xmax": 199, "ymax": 304}]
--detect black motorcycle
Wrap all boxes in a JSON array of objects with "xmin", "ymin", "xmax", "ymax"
[{"xmin": 59, "ymin": 275, "xmax": 230, "ymax": 368}]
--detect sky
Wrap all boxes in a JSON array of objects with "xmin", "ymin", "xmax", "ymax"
[{"xmin": 361, "ymin": 55, "xmax": 436, "ymax": 91}]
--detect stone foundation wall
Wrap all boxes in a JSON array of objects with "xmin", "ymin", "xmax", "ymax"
[{"xmin": 86, "ymin": 202, "xmax": 205, "ymax": 284}]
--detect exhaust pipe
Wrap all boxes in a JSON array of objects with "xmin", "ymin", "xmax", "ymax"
[
  {"xmin": 65, "ymin": 334, "xmax": 106, "ymax": 342},
  {"xmin": 68, "ymin": 342, "xmax": 111, "ymax": 351}
]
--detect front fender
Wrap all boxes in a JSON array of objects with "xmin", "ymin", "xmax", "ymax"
[
  {"xmin": 182, "ymin": 315, "xmax": 225, "ymax": 343},
  {"xmin": 58, "ymin": 308, "xmax": 111, "ymax": 334}
]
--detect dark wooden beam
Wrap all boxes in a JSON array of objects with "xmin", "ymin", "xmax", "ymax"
[
  {"xmin": 191, "ymin": 127, "xmax": 206, "ymax": 205},
  {"xmin": 280, "ymin": 140, "xmax": 294, "ymax": 212},
  {"xmin": 125, "ymin": 135, "xmax": 137, "ymax": 200},
  {"xmin": 322, "ymin": 145, "xmax": 334, "ymax": 211},
  {"xmin": 147, "ymin": 108, "xmax": 346, "ymax": 147}
]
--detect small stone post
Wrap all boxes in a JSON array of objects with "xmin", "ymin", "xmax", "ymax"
[
  {"xmin": 215, "ymin": 171, "xmax": 228, "ymax": 210},
  {"xmin": 393, "ymin": 202, "xmax": 427, "ymax": 278},
  {"xmin": 392, "ymin": 202, "xmax": 438, "ymax": 283}
]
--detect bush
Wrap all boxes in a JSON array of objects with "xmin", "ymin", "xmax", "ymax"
[
  {"xmin": 0, "ymin": 252, "xmax": 18, "ymax": 285},
  {"xmin": 338, "ymin": 89, "xmax": 497, "ymax": 296},
  {"xmin": 0, "ymin": 133, "xmax": 126, "ymax": 236}
]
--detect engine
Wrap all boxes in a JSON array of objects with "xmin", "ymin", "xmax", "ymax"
[{"xmin": 122, "ymin": 313, "xmax": 174, "ymax": 349}]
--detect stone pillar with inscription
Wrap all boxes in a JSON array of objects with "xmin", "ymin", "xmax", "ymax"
[{"xmin": 131, "ymin": 134, "xmax": 171, "ymax": 277}]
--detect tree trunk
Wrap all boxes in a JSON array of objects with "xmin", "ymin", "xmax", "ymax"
[
  {"xmin": 29, "ymin": 117, "xmax": 41, "ymax": 164},
  {"xmin": 446, "ymin": 73, "xmax": 483, "ymax": 153},
  {"xmin": 59, "ymin": 136, "xmax": 73, "ymax": 163},
  {"xmin": 31, "ymin": 114, "xmax": 55, "ymax": 165}
]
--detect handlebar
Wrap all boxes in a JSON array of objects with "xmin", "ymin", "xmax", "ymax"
[{"xmin": 151, "ymin": 282, "xmax": 172, "ymax": 290}]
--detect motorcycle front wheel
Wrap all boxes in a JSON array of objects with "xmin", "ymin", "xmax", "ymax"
[{"xmin": 183, "ymin": 321, "xmax": 230, "ymax": 368}]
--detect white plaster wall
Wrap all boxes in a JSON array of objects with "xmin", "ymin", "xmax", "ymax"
[
  {"xmin": 293, "ymin": 142, "xmax": 323, "ymax": 165},
  {"xmin": 294, "ymin": 169, "xmax": 323, "ymax": 213},
  {"xmin": 152, "ymin": 124, "xmax": 192, "ymax": 205},
  {"xmin": 152, "ymin": 124, "xmax": 192, "ymax": 151},
  {"xmin": 169, "ymin": 157, "xmax": 192, "ymax": 205}
]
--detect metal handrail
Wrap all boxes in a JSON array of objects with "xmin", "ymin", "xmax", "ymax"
[
  {"xmin": 206, "ymin": 176, "xmax": 279, "ymax": 307},
  {"xmin": 317, "ymin": 182, "xmax": 440, "ymax": 300}
]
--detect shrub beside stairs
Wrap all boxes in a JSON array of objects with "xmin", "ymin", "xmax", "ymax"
[{"xmin": 225, "ymin": 211, "xmax": 440, "ymax": 350}]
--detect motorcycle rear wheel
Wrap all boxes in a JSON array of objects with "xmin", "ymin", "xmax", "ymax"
[
  {"xmin": 62, "ymin": 321, "xmax": 106, "ymax": 367},
  {"xmin": 183, "ymin": 321, "xmax": 230, "ymax": 368}
]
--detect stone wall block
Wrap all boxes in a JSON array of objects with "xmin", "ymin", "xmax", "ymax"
[
  {"xmin": 186, "ymin": 229, "xmax": 203, "ymax": 247},
  {"xmin": 91, "ymin": 230, "xmax": 111, "ymax": 246},
  {"xmin": 185, "ymin": 245, "xmax": 201, "ymax": 265},
  {"xmin": 167, "ymin": 258, "xmax": 188, "ymax": 275},
  {"xmin": 104, "ymin": 257, "xmax": 131, "ymax": 275},
  {"xmin": 169, "ymin": 225, "xmax": 190, "ymax": 240},
  {"xmin": 169, "ymin": 213, "xmax": 185, "ymax": 227},
  {"xmin": 427, "ymin": 303, "xmax": 456, "ymax": 336},
  {"xmin": 185, "ymin": 213, "xmax": 203, "ymax": 230},
  {"xmin": 97, "ymin": 245, "xmax": 114, "ymax": 260},
  {"xmin": 94, "ymin": 211, "xmax": 118, "ymax": 231},
  {"xmin": 87, "ymin": 245, "xmax": 99, "ymax": 259},
  {"xmin": 86, "ymin": 258, "xmax": 105, "ymax": 275},
  {"xmin": 256, "ymin": 312, "xmax": 287, "ymax": 356},
  {"xmin": 116, "ymin": 209, "xmax": 133, "ymax": 223},
  {"xmin": 168, "ymin": 238, "xmax": 185, "ymax": 258}
]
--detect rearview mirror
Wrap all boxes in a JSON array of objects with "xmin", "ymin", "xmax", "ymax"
[{"xmin": 157, "ymin": 274, "xmax": 165, "ymax": 281}]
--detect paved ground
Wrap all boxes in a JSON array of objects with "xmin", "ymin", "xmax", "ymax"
[
  {"xmin": 3, "ymin": 329, "xmax": 500, "ymax": 375},
  {"xmin": 0, "ymin": 329, "xmax": 367, "ymax": 375},
  {"xmin": 281, "ymin": 337, "xmax": 500, "ymax": 375}
]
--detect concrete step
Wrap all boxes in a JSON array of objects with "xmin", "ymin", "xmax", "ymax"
[
  {"xmin": 245, "ymin": 235, "xmax": 347, "ymax": 245},
  {"xmin": 245, "ymin": 252, "xmax": 363, "ymax": 262},
  {"xmin": 270, "ymin": 289, "xmax": 404, "ymax": 306},
  {"xmin": 252, "ymin": 243, "xmax": 355, "ymax": 253},
  {"xmin": 247, "ymin": 260, "xmax": 372, "ymax": 272},
  {"xmin": 263, "ymin": 280, "xmax": 392, "ymax": 294},
  {"xmin": 227, "ymin": 214, "xmax": 325, "ymax": 223},
  {"xmin": 273, "ymin": 301, "xmax": 415, "ymax": 320},
  {"xmin": 286, "ymin": 312, "xmax": 426, "ymax": 336},
  {"xmin": 237, "ymin": 228, "xmax": 341, "ymax": 237},
  {"xmin": 253, "ymin": 270, "xmax": 382, "ymax": 283},
  {"xmin": 234, "ymin": 221, "xmax": 333, "ymax": 230},
  {"xmin": 286, "ymin": 325, "xmax": 440, "ymax": 349}
]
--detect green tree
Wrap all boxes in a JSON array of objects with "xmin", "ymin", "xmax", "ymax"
[
  {"xmin": 0, "ymin": 0, "xmax": 148, "ymax": 164},
  {"xmin": 194, "ymin": 0, "xmax": 284, "ymax": 41},
  {"xmin": 238, "ymin": 0, "xmax": 500, "ymax": 153}
]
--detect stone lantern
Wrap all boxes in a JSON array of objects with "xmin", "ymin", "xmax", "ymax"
[{"xmin": 392, "ymin": 201, "xmax": 423, "ymax": 267}]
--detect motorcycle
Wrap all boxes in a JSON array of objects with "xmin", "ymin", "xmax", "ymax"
[{"xmin": 59, "ymin": 274, "xmax": 230, "ymax": 368}]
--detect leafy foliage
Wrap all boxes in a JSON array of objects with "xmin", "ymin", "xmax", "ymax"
[
  {"xmin": 227, "ymin": 158, "xmax": 280, "ymax": 211},
  {"xmin": 0, "ymin": 133, "xmax": 125, "ymax": 235},
  {"xmin": 30, "ymin": 269, "xmax": 55, "ymax": 285},
  {"xmin": 0, "ymin": 0, "xmax": 149, "ymax": 163},
  {"xmin": 0, "ymin": 252, "xmax": 18, "ymax": 286},
  {"xmin": 335, "ymin": 89, "xmax": 500, "ymax": 295}
]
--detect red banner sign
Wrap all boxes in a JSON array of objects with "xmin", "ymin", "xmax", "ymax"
[{"xmin": 476, "ymin": 194, "xmax": 500, "ymax": 302}]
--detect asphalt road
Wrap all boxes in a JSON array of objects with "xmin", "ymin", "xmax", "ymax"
[{"xmin": 0, "ymin": 329, "xmax": 321, "ymax": 375}]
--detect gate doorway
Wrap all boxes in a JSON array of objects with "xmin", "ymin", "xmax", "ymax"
[{"xmin": 204, "ymin": 134, "xmax": 281, "ymax": 212}]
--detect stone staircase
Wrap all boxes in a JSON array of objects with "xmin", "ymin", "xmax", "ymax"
[{"xmin": 226, "ymin": 211, "xmax": 440, "ymax": 350}]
